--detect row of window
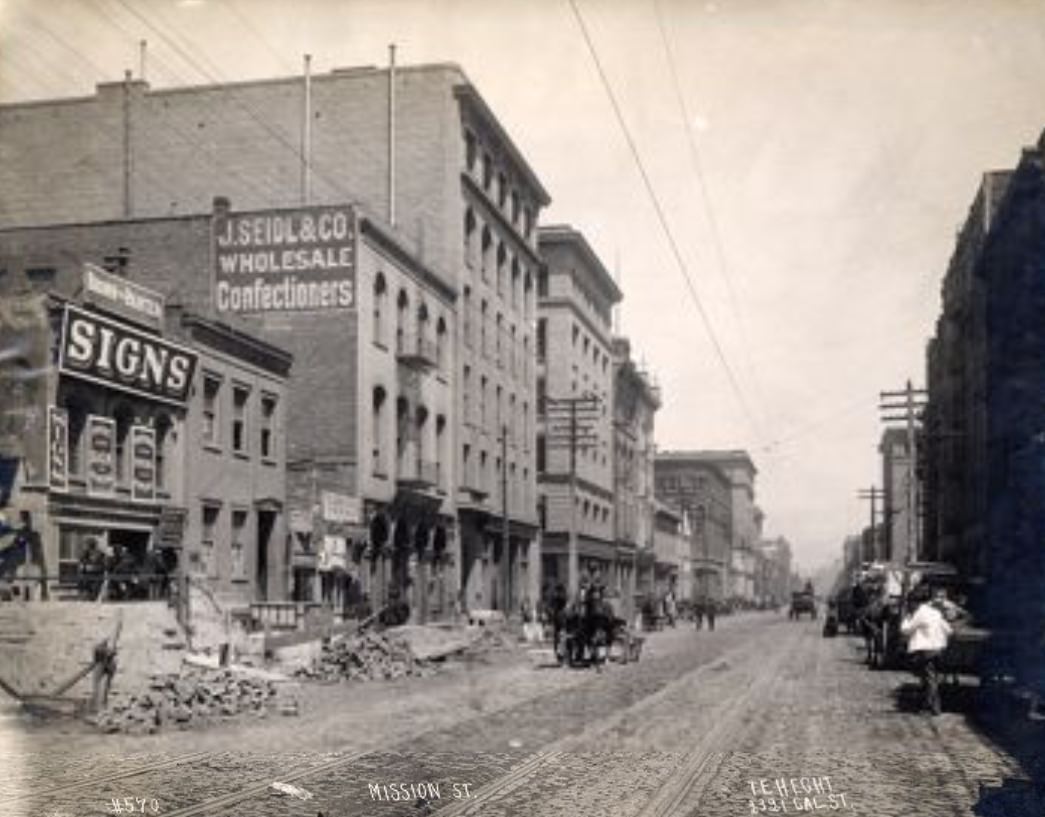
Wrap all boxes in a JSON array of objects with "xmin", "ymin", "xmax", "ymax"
[
  {"xmin": 463, "ymin": 208, "xmax": 536, "ymax": 316},
  {"xmin": 461, "ymin": 366, "xmax": 531, "ymax": 443},
  {"xmin": 371, "ymin": 273, "xmax": 450, "ymax": 369},
  {"xmin": 199, "ymin": 503, "xmax": 249, "ymax": 581},
  {"xmin": 201, "ymin": 374, "xmax": 279, "ymax": 461},
  {"xmin": 463, "ymin": 129, "xmax": 535, "ymax": 242},
  {"xmin": 460, "ymin": 442, "xmax": 533, "ymax": 512},
  {"xmin": 370, "ymin": 388, "xmax": 449, "ymax": 487},
  {"xmin": 461, "ymin": 288, "xmax": 532, "ymax": 375},
  {"xmin": 59, "ymin": 398, "xmax": 175, "ymax": 491}
]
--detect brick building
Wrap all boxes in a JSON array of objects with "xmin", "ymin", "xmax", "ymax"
[
  {"xmin": 654, "ymin": 450, "xmax": 758, "ymax": 604},
  {"xmin": 612, "ymin": 337, "xmax": 660, "ymax": 610},
  {"xmin": 535, "ymin": 225, "xmax": 621, "ymax": 600},
  {"xmin": 653, "ymin": 453, "xmax": 732, "ymax": 603},
  {"xmin": 922, "ymin": 171, "xmax": 1011, "ymax": 574},
  {"xmin": 0, "ymin": 61, "xmax": 551, "ymax": 617},
  {"xmin": 0, "ymin": 261, "xmax": 291, "ymax": 607},
  {"xmin": 878, "ymin": 426, "xmax": 916, "ymax": 565}
]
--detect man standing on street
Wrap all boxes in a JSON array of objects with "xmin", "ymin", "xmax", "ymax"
[{"xmin": 900, "ymin": 586, "xmax": 953, "ymax": 715}]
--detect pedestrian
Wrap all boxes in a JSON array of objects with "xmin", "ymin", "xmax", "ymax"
[
  {"xmin": 694, "ymin": 600, "xmax": 704, "ymax": 630},
  {"xmin": 706, "ymin": 599, "xmax": 716, "ymax": 631},
  {"xmin": 550, "ymin": 583, "xmax": 568, "ymax": 662},
  {"xmin": 900, "ymin": 585, "xmax": 953, "ymax": 715}
]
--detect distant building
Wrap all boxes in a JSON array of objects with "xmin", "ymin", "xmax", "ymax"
[
  {"xmin": 653, "ymin": 453, "xmax": 731, "ymax": 602},
  {"xmin": 757, "ymin": 536, "xmax": 793, "ymax": 607},
  {"xmin": 653, "ymin": 450, "xmax": 758, "ymax": 603},
  {"xmin": 613, "ymin": 337, "xmax": 660, "ymax": 613},
  {"xmin": 879, "ymin": 427, "xmax": 916, "ymax": 565}
]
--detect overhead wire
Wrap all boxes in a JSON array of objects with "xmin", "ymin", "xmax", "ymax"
[
  {"xmin": 108, "ymin": 0, "xmax": 357, "ymax": 205},
  {"xmin": 651, "ymin": 0, "xmax": 772, "ymax": 421},
  {"xmin": 567, "ymin": 0, "xmax": 766, "ymax": 446}
]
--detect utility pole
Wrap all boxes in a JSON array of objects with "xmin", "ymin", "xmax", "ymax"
[
  {"xmin": 544, "ymin": 393, "xmax": 601, "ymax": 596},
  {"xmin": 880, "ymin": 381, "xmax": 927, "ymax": 562},
  {"xmin": 856, "ymin": 486, "xmax": 884, "ymax": 563},
  {"xmin": 501, "ymin": 424, "xmax": 510, "ymax": 613}
]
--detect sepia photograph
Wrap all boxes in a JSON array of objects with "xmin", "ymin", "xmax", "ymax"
[{"xmin": 1, "ymin": 1, "xmax": 1044, "ymax": 815}]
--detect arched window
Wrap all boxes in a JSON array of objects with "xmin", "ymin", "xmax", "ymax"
[
  {"xmin": 372, "ymin": 386, "xmax": 387, "ymax": 476},
  {"xmin": 396, "ymin": 289, "xmax": 409, "ymax": 354},
  {"xmin": 417, "ymin": 302, "xmax": 430, "ymax": 357},
  {"xmin": 373, "ymin": 273, "xmax": 387, "ymax": 345},
  {"xmin": 481, "ymin": 226, "xmax": 492, "ymax": 280},
  {"xmin": 511, "ymin": 257, "xmax": 520, "ymax": 310},
  {"xmin": 462, "ymin": 285, "xmax": 473, "ymax": 348},
  {"xmin": 523, "ymin": 270, "xmax": 533, "ymax": 320},
  {"xmin": 435, "ymin": 414, "xmax": 447, "ymax": 489},
  {"xmin": 396, "ymin": 396, "xmax": 409, "ymax": 470},
  {"xmin": 415, "ymin": 405, "xmax": 429, "ymax": 476},
  {"xmin": 463, "ymin": 208, "xmax": 476, "ymax": 267},
  {"xmin": 436, "ymin": 316, "xmax": 448, "ymax": 370},
  {"xmin": 496, "ymin": 243, "xmax": 507, "ymax": 296}
]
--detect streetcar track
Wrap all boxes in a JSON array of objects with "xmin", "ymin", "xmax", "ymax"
[
  {"xmin": 433, "ymin": 625, "xmax": 797, "ymax": 817},
  {"xmin": 16, "ymin": 619, "xmax": 774, "ymax": 817},
  {"xmin": 0, "ymin": 750, "xmax": 213, "ymax": 806}
]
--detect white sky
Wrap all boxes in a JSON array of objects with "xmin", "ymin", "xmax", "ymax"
[{"xmin": 2, "ymin": 0, "xmax": 1044, "ymax": 574}]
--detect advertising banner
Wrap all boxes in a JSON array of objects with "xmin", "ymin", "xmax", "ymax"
[
  {"xmin": 58, "ymin": 305, "xmax": 197, "ymax": 406},
  {"xmin": 83, "ymin": 263, "xmax": 165, "ymax": 331},
  {"xmin": 321, "ymin": 491, "xmax": 362, "ymax": 525},
  {"xmin": 85, "ymin": 415, "xmax": 116, "ymax": 496},
  {"xmin": 48, "ymin": 407, "xmax": 68, "ymax": 492},
  {"xmin": 131, "ymin": 424, "xmax": 156, "ymax": 502},
  {"xmin": 212, "ymin": 205, "xmax": 357, "ymax": 314},
  {"xmin": 319, "ymin": 535, "xmax": 347, "ymax": 572}
]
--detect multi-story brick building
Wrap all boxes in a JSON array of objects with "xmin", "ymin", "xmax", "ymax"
[
  {"xmin": 653, "ymin": 450, "xmax": 757, "ymax": 603},
  {"xmin": 922, "ymin": 171, "xmax": 1010, "ymax": 574},
  {"xmin": 0, "ymin": 260, "xmax": 291, "ymax": 607},
  {"xmin": 652, "ymin": 501, "xmax": 687, "ymax": 603},
  {"xmin": 879, "ymin": 426, "xmax": 916, "ymax": 565},
  {"xmin": 612, "ymin": 337, "xmax": 660, "ymax": 613},
  {"xmin": 0, "ymin": 61, "xmax": 551, "ymax": 616},
  {"xmin": 0, "ymin": 202, "xmax": 457, "ymax": 621},
  {"xmin": 653, "ymin": 453, "xmax": 732, "ymax": 603},
  {"xmin": 535, "ymin": 225, "xmax": 621, "ymax": 600}
]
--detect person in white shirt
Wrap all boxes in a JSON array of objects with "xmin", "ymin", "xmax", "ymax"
[{"xmin": 900, "ymin": 586, "xmax": 953, "ymax": 715}]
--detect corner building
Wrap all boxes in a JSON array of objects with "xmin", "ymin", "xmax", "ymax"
[{"xmin": 0, "ymin": 62, "xmax": 551, "ymax": 617}]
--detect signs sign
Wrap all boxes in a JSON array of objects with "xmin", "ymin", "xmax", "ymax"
[
  {"xmin": 48, "ymin": 407, "xmax": 68, "ymax": 491},
  {"xmin": 83, "ymin": 263, "xmax": 165, "ymax": 331},
  {"xmin": 85, "ymin": 415, "xmax": 116, "ymax": 496},
  {"xmin": 59, "ymin": 305, "xmax": 197, "ymax": 406},
  {"xmin": 212, "ymin": 206, "xmax": 357, "ymax": 314},
  {"xmin": 131, "ymin": 425, "xmax": 156, "ymax": 502},
  {"xmin": 156, "ymin": 506, "xmax": 187, "ymax": 547},
  {"xmin": 321, "ymin": 491, "xmax": 362, "ymax": 525}
]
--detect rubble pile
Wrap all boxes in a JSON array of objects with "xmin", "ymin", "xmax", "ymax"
[
  {"xmin": 295, "ymin": 631, "xmax": 437, "ymax": 682},
  {"xmin": 90, "ymin": 669, "xmax": 284, "ymax": 734}
]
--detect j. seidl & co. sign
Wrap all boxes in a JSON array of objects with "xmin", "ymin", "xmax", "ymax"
[{"xmin": 58, "ymin": 305, "xmax": 197, "ymax": 406}]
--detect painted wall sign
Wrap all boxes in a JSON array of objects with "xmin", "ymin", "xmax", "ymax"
[
  {"xmin": 85, "ymin": 414, "xmax": 116, "ymax": 497},
  {"xmin": 212, "ymin": 206, "xmax": 357, "ymax": 314},
  {"xmin": 58, "ymin": 305, "xmax": 197, "ymax": 406},
  {"xmin": 48, "ymin": 406, "xmax": 68, "ymax": 491},
  {"xmin": 82, "ymin": 263, "xmax": 165, "ymax": 330},
  {"xmin": 131, "ymin": 424, "xmax": 156, "ymax": 502}
]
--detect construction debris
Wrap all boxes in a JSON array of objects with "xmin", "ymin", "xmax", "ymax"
[
  {"xmin": 294, "ymin": 630, "xmax": 437, "ymax": 683},
  {"xmin": 89, "ymin": 668, "xmax": 285, "ymax": 734}
]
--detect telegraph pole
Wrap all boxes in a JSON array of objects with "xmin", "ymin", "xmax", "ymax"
[
  {"xmin": 501, "ymin": 424, "xmax": 510, "ymax": 612},
  {"xmin": 857, "ymin": 486, "xmax": 884, "ymax": 562},
  {"xmin": 544, "ymin": 393, "xmax": 601, "ymax": 595},
  {"xmin": 880, "ymin": 381, "xmax": 927, "ymax": 562}
]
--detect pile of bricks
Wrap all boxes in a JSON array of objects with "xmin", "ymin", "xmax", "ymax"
[
  {"xmin": 89, "ymin": 668, "xmax": 285, "ymax": 734},
  {"xmin": 295, "ymin": 631, "xmax": 436, "ymax": 682}
]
